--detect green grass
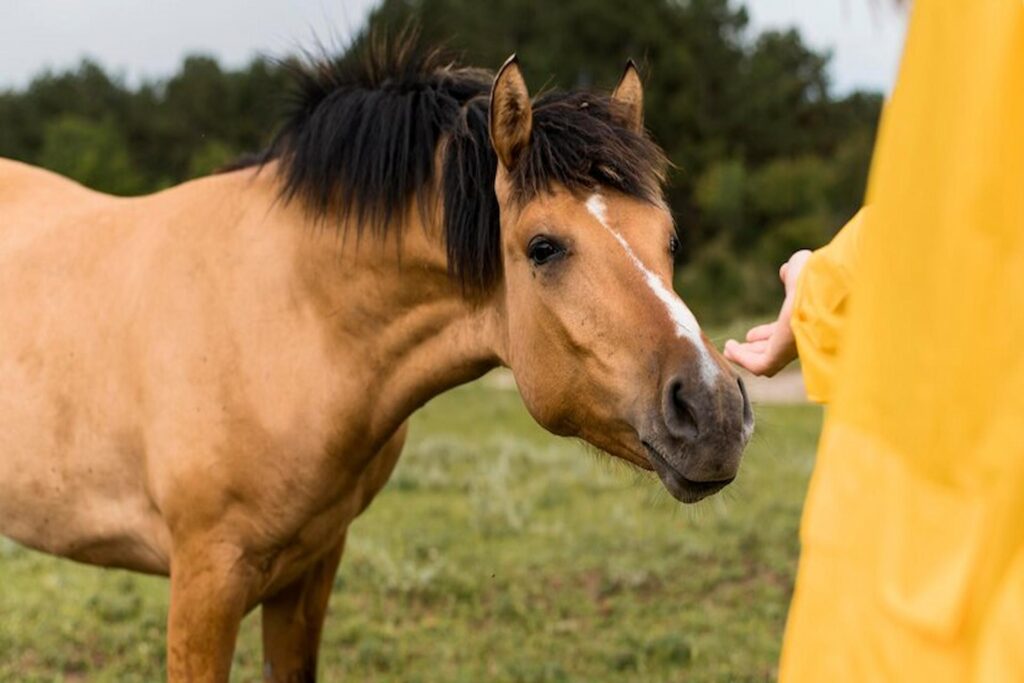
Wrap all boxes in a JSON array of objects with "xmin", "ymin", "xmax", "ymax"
[{"xmin": 0, "ymin": 379, "xmax": 821, "ymax": 682}]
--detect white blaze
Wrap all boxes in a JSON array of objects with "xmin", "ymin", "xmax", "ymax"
[{"xmin": 585, "ymin": 193, "xmax": 718, "ymax": 385}]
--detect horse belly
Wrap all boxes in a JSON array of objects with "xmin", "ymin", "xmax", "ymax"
[
  {"xmin": 0, "ymin": 447, "xmax": 171, "ymax": 574},
  {"xmin": 0, "ymin": 381, "xmax": 171, "ymax": 574}
]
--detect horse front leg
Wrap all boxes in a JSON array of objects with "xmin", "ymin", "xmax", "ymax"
[
  {"xmin": 259, "ymin": 425, "xmax": 407, "ymax": 682},
  {"xmin": 166, "ymin": 540, "xmax": 258, "ymax": 682},
  {"xmin": 260, "ymin": 535, "xmax": 346, "ymax": 683}
]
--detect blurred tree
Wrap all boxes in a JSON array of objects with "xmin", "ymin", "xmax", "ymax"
[
  {"xmin": 188, "ymin": 140, "xmax": 237, "ymax": 178},
  {"xmin": 39, "ymin": 115, "xmax": 142, "ymax": 195},
  {"xmin": 827, "ymin": 126, "xmax": 876, "ymax": 220},
  {"xmin": 0, "ymin": 60, "xmax": 130, "ymax": 163},
  {"xmin": 695, "ymin": 159, "xmax": 747, "ymax": 241},
  {"xmin": 735, "ymin": 30, "xmax": 831, "ymax": 163},
  {"xmin": 747, "ymin": 156, "xmax": 831, "ymax": 221}
]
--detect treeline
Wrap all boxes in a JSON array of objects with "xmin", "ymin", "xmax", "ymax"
[
  {"xmin": 0, "ymin": 57, "xmax": 286, "ymax": 194},
  {"xmin": 0, "ymin": 0, "xmax": 882, "ymax": 322}
]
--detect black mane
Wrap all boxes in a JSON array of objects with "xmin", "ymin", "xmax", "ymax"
[{"xmin": 258, "ymin": 39, "xmax": 668, "ymax": 291}]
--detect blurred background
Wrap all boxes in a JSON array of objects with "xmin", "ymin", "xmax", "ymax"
[
  {"xmin": 0, "ymin": 1, "xmax": 906, "ymax": 680},
  {"xmin": 0, "ymin": 0, "xmax": 906, "ymax": 323}
]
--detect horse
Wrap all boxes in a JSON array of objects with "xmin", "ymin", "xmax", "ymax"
[{"xmin": 0, "ymin": 41, "xmax": 753, "ymax": 682}]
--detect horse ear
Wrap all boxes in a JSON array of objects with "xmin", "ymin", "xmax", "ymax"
[
  {"xmin": 612, "ymin": 59, "xmax": 644, "ymax": 134},
  {"xmin": 489, "ymin": 54, "xmax": 532, "ymax": 170}
]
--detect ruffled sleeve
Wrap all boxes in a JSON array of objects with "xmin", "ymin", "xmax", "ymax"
[{"xmin": 790, "ymin": 208, "xmax": 867, "ymax": 403}]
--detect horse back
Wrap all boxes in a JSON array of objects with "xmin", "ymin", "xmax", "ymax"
[{"xmin": 0, "ymin": 156, "xmax": 107, "ymax": 212}]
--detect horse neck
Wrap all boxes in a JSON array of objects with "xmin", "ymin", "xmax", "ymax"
[{"xmin": 248, "ymin": 167, "xmax": 509, "ymax": 441}]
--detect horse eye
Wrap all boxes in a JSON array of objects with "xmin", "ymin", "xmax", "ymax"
[
  {"xmin": 669, "ymin": 235, "xmax": 680, "ymax": 256},
  {"xmin": 527, "ymin": 235, "xmax": 566, "ymax": 265}
]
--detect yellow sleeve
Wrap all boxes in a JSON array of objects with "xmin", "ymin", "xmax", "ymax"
[{"xmin": 790, "ymin": 208, "xmax": 867, "ymax": 403}]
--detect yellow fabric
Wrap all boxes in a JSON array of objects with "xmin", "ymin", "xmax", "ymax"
[
  {"xmin": 782, "ymin": 2, "xmax": 1024, "ymax": 681},
  {"xmin": 790, "ymin": 207, "xmax": 865, "ymax": 402}
]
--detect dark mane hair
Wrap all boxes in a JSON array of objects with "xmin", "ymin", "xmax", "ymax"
[{"xmin": 258, "ymin": 37, "xmax": 668, "ymax": 291}]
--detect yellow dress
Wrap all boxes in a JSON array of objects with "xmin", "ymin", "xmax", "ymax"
[{"xmin": 781, "ymin": 1, "xmax": 1024, "ymax": 680}]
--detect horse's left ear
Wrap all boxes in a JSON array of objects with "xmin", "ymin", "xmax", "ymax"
[
  {"xmin": 612, "ymin": 60, "xmax": 644, "ymax": 134},
  {"xmin": 489, "ymin": 54, "xmax": 533, "ymax": 170}
]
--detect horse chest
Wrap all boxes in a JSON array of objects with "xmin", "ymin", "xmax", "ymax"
[{"xmin": 246, "ymin": 425, "xmax": 407, "ymax": 597}]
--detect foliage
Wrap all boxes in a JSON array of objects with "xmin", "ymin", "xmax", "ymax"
[
  {"xmin": 0, "ymin": 0, "xmax": 883, "ymax": 321},
  {"xmin": 39, "ymin": 115, "xmax": 143, "ymax": 195},
  {"xmin": 0, "ymin": 57, "xmax": 286, "ymax": 192},
  {"xmin": 0, "ymin": 378, "xmax": 822, "ymax": 681}
]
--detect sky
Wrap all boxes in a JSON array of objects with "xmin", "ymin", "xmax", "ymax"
[
  {"xmin": 748, "ymin": 0, "xmax": 908, "ymax": 93},
  {"xmin": 0, "ymin": 0, "xmax": 908, "ymax": 94}
]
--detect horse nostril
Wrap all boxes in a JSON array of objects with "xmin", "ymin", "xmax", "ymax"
[
  {"xmin": 665, "ymin": 379, "xmax": 700, "ymax": 442},
  {"xmin": 737, "ymin": 377, "xmax": 754, "ymax": 430}
]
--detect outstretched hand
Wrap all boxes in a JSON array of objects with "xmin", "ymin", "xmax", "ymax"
[{"xmin": 724, "ymin": 250, "xmax": 812, "ymax": 377}]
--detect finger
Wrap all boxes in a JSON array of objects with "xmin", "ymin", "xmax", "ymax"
[
  {"xmin": 745, "ymin": 323, "xmax": 776, "ymax": 342},
  {"xmin": 723, "ymin": 339, "xmax": 746, "ymax": 363},
  {"xmin": 730, "ymin": 339, "xmax": 770, "ymax": 355},
  {"xmin": 724, "ymin": 340, "xmax": 769, "ymax": 375},
  {"xmin": 746, "ymin": 339, "xmax": 770, "ymax": 353}
]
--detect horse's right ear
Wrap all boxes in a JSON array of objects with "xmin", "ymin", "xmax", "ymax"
[
  {"xmin": 612, "ymin": 59, "xmax": 644, "ymax": 134},
  {"xmin": 489, "ymin": 55, "xmax": 533, "ymax": 170}
]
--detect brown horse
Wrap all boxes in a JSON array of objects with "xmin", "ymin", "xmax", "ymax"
[{"xmin": 0, "ymin": 43, "xmax": 752, "ymax": 682}]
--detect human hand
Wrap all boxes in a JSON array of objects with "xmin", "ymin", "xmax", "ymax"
[{"xmin": 724, "ymin": 250, "xmax": 812, "ymax": 376}]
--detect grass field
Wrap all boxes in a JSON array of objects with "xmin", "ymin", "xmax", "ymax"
[{"xmin": 0, "ymin": 378, "xmax": 821, "ymax": 682}]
